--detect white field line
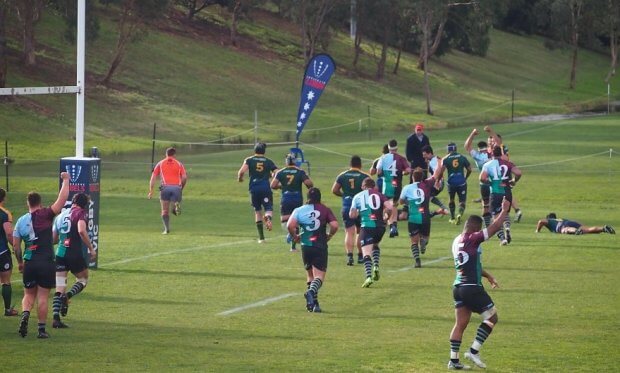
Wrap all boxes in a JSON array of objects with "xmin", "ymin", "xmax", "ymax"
[
  {"xmin": 98, "ymin": 238, "xmax": 260, "ymax": 267},
  {"xmin": 218, "ymin": 256, "xmax": 454, "ymax": 316},
  {"xmin": 217, "ymin": 293, "xmax": 299, "ymax": 316},
  {"xmin": 387, "ymin": 256, "xmax": 452, "ymax": 273}
]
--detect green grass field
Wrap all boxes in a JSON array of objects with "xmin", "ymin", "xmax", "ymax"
[{"xmin": 0, "ymin": 116, "xmax": 618, "ymax": 371}]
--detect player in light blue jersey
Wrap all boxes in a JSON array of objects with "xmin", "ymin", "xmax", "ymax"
[
  {"xmin": 288, "ymin": 188, "xmax": 338, "ymax": 313},
  {"xmin": 465, "ymin": 128, "xmax": 492, "ymax": 227}
]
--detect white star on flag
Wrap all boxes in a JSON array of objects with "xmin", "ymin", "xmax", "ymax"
[
  {"xmin": 300, "ymin": 113, "xmax": 306, "ymax": 120},
  {"xmin": 297, "ymin": 121, "xmax": 302, "ymax": 127},
  {"xmin": 304, "ymin": 103, "xmax": 310, "ymax": 111},
  {"xmin": 307, "ymin": 91, "xmax": 315, "ymax": 100}
]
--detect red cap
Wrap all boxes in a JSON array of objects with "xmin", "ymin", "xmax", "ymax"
[{"xmin": 415, "ymin": 123, "xmax": 424, "ymax": 131}]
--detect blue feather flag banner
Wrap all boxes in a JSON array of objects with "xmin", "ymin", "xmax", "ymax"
[{"xmin": 295, "ymin": 54, "xmax": 336, "ymax": 142}]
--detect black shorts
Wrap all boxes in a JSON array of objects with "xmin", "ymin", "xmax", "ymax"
[
  {"xmin": 480, "ymin": 184, "xmax": 490, "ymax": 205},
  {"xmin": 453, "ymin": 285, "xmax": 494, "ymax": 314},
  {"xmin": 250, "ymin": 190, "xmax": 273, "ymax": 212},
  {"xmin": 448, "ymin": 184, "xmax": 467, "ymax": 203},
  {"xmin": 408, "ymin": 220, "xmax": 431, "ymax": 237},
  {"xmin": 0, "ymin": 250, "xmax": 13, "ymax": 272},
  {"xmin": 301, "ymin": 245, "xmax": 328, "ymax": 272},
  {"xmin": 490, "ymin": 190, "xmax": 513, "ymax": 215},
  {"xmin": 23, "ymin": 259, "xmax": 56, "ymax": 289},
  {"xmin": 342, "ymin": 209, "xmax": 361, "ymax": 229},
  {"xmin": 359, "ymin": 227, "xmax": 385, "ymax": 247},
  {"xmin": 56, "ymin": 251, "xmax": 88, "ymax": 275}
]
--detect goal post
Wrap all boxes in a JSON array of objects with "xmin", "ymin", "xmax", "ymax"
[{"xmin": 0, "ymin": 0, "xmax": 100, "ymax": 268}]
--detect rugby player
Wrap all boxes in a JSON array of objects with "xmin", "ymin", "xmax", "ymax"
[
  {"xmin": 148, "ymin": 147, "xmax": 187, "ymax": 234},
  {"xmin": 238, "ymin": 143, "xmax": 278, "ymax": 243},
  {"xmin": 13, "ymin": 172, "xmax": 70, "ymax": 338},
  {"xmin": 536, "ymin": 213, "xmax": 615, "ymax": 235},
  {"xmin": 0, "ymin": 188, "xmax": 17, "ymax": 316},
  {"xmin": 421, "ymin": 145, "xmax": 449, "ymax": 216},
  {"xmin": 51, "ymin": 193, "xmax": 97, "ymax": 328},
  {"xmin": 464, "ymin": 128, "xmax": 492, "ymax": 227},
  {"xmin": 484, "ymin": 126, "xmax": 523, "ymax": 222},
  {"xmin": 480, "ymin": 146, "xmax": 522, "ymax": 245},
  {"xmin": 271, "ymin": 154, "xmax": 313, "ymax": 251},
  {"xmin": 369, "ymin": 144, "xmax": 389, "ymax": 192},
  {"xmin": 448, "ymin": 198, "xmax": 511, "ymax": 370},
  {"xmin": 437, "ymin": 143, "xmax": 472, "ymax": 225},
  {"xmin": 288, "ymin": 188, "xmax": 338, "ymax": 313},
  {"xmin": 377, "ymin": 139, "xmax": 411, "ymax": 237},
  {"xmin": 332, "ymin": 155, "xmax": 369, "ymax": 265},
  {"xmin": 349, "ymin": 178, "xmax": 392, "ymax": 288},
  {"xmin": 399, "ymin": 167, "xmax": 441, "ymax": 268}
]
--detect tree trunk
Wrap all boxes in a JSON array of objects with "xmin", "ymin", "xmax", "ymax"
[
  {"xmin": 393, "ymin": 40, "xmax": 403, "ymax": 75},
  {"xmin": 0, "ymin": 0, "xmax": 8, "ymax": 88},
  {"xmin": 21, "ymin": 0, "xmax": 36, "ymax": 66},
  {"xmin": 568, "ymin": 1, "xmax": 581, "ymax": 89},
  {"xmin": 421, "ymin": 16, "xmax": 432, "ymax": 115},
  {"xmin": 300, "ymin": 0, "xmax": 308, "ymax": 64},
  {"xmin": 352, "ymin": 25, "xmax": 362, "ymax": 68},
  {"xmin": 605, "ymin": 5, "xmax": 617, "ymax": 84},
  {"xmin": 417, "ymin": 18, "xmax": 445, "ymax": 69},
  {"xmin": 230, "ymin": 1, "xmax": 242, "ymax": 47},
  {"xmin": 101, "ymin": 3, "xmax": 136, "ymax": 86},
  {"xmin": 376, "ymin": 23, "xmax": 389, "ymax": 80}
]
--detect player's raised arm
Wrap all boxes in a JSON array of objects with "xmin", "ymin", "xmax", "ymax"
[
  {"xmin": 51, "ymin": 172, "xmax": 70, "ymax": 215},
  {"xmin": 464, "ymin": 128, "xmax": 478, "ymax": 153}
]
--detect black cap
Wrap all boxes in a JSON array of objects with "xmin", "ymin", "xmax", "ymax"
[{"xmin": 307, "ymin": 187, "xmax": 321, "ymax": 204}]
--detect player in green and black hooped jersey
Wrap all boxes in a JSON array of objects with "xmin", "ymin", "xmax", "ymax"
[
  {"xmin": 438, "ymin": 143, "xmax": 472, "ymax": 225},
  {"xmin": 271, "ymin": 154, "xmax": 313, "ymax": 251},
  {"xmin": 349, "ymin": 178, "xmax": 392, "ymax": 288},
  {"xmin": 332, "ymin": 155, "xmax": 370, "ymax": 266},
  {"xmin": 448, "ymin": 198, "xmax": 510, "ymax": 370},
  {"xmin": 377, "ymin": 139, "xmax": 411, "ymax": 238},
  {"xmin": 0, "ymin": 188, "xmax": 17, "ymax": 317},
  {"xmin": 238, "ymin": 143, "xmax": 278, "ymax": 243}
]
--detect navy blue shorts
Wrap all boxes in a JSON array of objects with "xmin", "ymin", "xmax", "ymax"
[
  {"xmin": 281, "ymin": 192, "xmax": 302, "ymax": 216},
  {"xmin": 250, "ymin": 189, "xmax": 273, "ymax": 212},
  {"xmin": 448, "ymin": 184, "xmax": 467, "ymax": 203}
]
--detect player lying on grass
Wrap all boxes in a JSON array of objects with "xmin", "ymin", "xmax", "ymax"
[{"xmin": 536, "ymin": 213, "xmax": 615, "ymax": 235}]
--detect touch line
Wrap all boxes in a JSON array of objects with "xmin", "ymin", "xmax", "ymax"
[{"xmin": 217, "ymin": 293, "xmax": 299, "ymax": 316}]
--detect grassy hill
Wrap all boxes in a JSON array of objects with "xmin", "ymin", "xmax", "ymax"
[{"xmin": 0, "ymin": 6, "xmax": 618, "ymax": 160}]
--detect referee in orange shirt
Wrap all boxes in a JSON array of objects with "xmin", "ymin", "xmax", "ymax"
[{"xmin": 148, "ymin": 147, "xmax": 187, "ymax": 234}]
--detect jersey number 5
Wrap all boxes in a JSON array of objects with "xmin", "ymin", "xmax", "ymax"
[{"xmin": 256, "ymin": 162, "xmax": 264, "ymax": 172}]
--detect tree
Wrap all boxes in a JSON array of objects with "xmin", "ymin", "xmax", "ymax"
[
  {"xmin": 297, "ymin": 0, "xmax": 345, "ymax": 64},
  {"xmin": 536, "ymin": 0, "xmax": 594, "ymax": 89},
  {"xmin": 100, "ymin": 0, "xmax": 170, "ymax": 86},
  {"xmin": 0, "ymin": 0, "xmax": 9, "ymax": 88},
  {"xmin": 410, "ymin": 0, "xmax": 449, "ymax": 115},
  {"xmin": 15, "ymin": 0, "xmax": 44, "ymax": 66},
  {"xmin": 176, "ymin": 0, "xmax": 227, "ymax": 20},
  {"xmin": 596, "ymin": 0, "xmax": 620, "ymax": 83}
]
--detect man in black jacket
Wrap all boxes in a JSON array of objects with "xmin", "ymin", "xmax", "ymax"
[{"xmin": 406, "ymin": 123, "xmax": 431, "ymax": 182}]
